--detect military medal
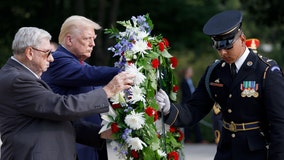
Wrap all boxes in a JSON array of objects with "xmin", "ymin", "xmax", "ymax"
[{"xmin": 240, "ymin": 81, "xmax": 259, "ymax": 98}]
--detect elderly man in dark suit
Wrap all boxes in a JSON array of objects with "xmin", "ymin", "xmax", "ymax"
[
  {"xmin": 156, "ymin": 10, "xmax": 284, "ymax": 160},
  {"xmin": 0, "ymin": 27, "xmax": 134, "ymax": 160},
  {"xmin": 41, "ymin": 15, "xmax": 120, "ymax": 160}
]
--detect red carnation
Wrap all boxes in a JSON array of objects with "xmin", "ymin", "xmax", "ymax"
[
  {"xmin": 112, "ymin": 103, "xmax": 121, "ymax": 109},
  {"xmin": 131, "ymin": 150, "xmax": 139, "ymax": 159},
  {"xmin": 152, "ymin": 58, "xmax": 159, "ymax": 68},
  {"xmin": 167, "ymin": 151, "xmax": 179, "ymax": 160},
  {"xmin": 145, "ymin": 107, "xmax": 158, "ymax": 122},
  {"xmin": 145, "ymin": 107, "xmax": 155, "ymax": 116},
  {"xmin": 154, "ymin": 111, "xmax": 159, "ymax": 121},
  {"xmin": 127, "ymin": 61, "xmax": 134, "ymax": 65},
  {"xmin": 177, "ymin": 129, "xmax": 184, "ymax": 142},
  {"xmin": 170, "ymin": 57, "xmax": 178, "ymax": 69},
  {"xmin": 162, "ymin": 38, "xmax": 169, "ymax": 47},
  {"xmin": 169, "ymin": 126, "xmax": 176, "ymax": 133},
  {"xmin": 172, "ymin": 85, "xmax": 179, "ymax": 92},
  {"xmin": 111, "ymin": 122, "xmax": 119, "ymax": 133},
  {"xmin": 147, "ymin": 42, "xmax": 152, "ymax": 48},
  {"xmin": 158, "ymin": 42, "xmax": 165, "ymax": 52}
]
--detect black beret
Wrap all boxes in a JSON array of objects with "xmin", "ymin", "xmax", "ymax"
[{"xmin": 203, "ymin": 10, "xmax": 242, "ymax": 38}]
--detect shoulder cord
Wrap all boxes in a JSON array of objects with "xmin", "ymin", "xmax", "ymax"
[
  {"xmin": 258, "ymin": 54, "xmax": 273, "ymax": 88},
  {"xmin": 205, "ymin": 60, "xmax": 220, "ymax": 99}
]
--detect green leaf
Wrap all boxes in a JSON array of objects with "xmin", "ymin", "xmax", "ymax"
[{"xmin": 161, "ymin": 49, "xmax": 173, "ymax": 58}]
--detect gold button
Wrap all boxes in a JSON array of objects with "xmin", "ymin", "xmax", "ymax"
[
  {"xmin": 229, "ymin": 94, "xmax": 232, "ymax": 98},
  {"xmin": 228, "ymin": 109, "xmax": 232, "ymax": 113},
  {"xmin": 231, "ymin": 133, "xmax": 235, "ymax": 138}
]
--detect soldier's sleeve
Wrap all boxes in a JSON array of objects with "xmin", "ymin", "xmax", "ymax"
[
  {"xmin": 164, "ymin": 104, "xmax": 180, "ymax": 126},
  {"xmin": 262, "ymin": 58, "xmax": 284, "ymax": 159}
]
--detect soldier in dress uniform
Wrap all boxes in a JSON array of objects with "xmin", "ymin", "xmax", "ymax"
[
  {"xmin": 156, "ymin": 10, "xmax": 284, "ymax": 160},
  {"xmin": 212, "ymin": 38, "xmax": 261, "ymax": 145}
]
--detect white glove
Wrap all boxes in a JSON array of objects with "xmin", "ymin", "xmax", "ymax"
[{"xmin": 155, "ymin": 89, "xmax": 171, "ymax": 115}]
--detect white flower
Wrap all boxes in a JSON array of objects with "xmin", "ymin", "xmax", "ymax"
[
  {"xmin": 126, "ymin": 137, "xmax": 147, "ymax": 151},
  {"xmin": 157, "ymin": 149, "xmax": 167, "ymax": 158},
  {"xmin": 119, "ymin": 31, "xmax": 128, "ymax": 38},
  {"xmin": 135, "ymin": 30, "xmax": 149, "ymax": 40},
  {"xmin": 110, "ymin": 91, "xmax": 126, "ymax": 105},
  {"xmin": 99, "ymin": 106, "xmax": 117, "ymax": 134},
  {"xmin": 155, "ymin": 119, "xmax": 170, "ymax": 135},
  {"xmin": 127, "ymin": 86, "xmax": 145, "ymax": 104},
  {"xmin": 124, "ymin": 110, "xmax": 145, "ymax": 130},
  {"xmin": 125, "ymin": 64, "xmax": 146, "ymax": 85},
  {"xmin": 131, "ymin": 40, "xmax": 149, "ymax": 56}
]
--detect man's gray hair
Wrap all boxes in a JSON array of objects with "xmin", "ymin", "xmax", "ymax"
[{"xmin": 12, "ymin": 27, "xmax": 51, "ymax": 54}]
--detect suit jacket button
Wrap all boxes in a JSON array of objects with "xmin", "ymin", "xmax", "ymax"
[
  {"xmin": 231, "ymin": 133, "xmax": 236, "ymax": 138},
  {"xmin": 229, "ymin": 94, "xmax": 232, "ymax": 98}
]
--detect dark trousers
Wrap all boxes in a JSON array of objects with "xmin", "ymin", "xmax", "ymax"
[{"xmin": 184, "ymin": 123, "xmax": 203, "ymax": 142}]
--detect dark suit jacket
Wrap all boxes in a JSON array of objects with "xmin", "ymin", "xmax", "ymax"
[
  {"xmin": 165, "ymin": 50, "xmax": 284, "ymax": 160},
  {"xmin": 0, "ymin": 58, "xmax": 110, "ymax": 160},
  {"xmin": 41, "ymin": 45, "xmax": 120, "ymax": 160}
]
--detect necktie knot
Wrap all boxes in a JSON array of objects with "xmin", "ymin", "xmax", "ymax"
[{"xmin": 230, "ymin": 63, "xmax": 237, "ymax": 78}]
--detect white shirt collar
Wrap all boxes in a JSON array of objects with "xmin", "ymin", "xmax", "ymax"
[
  {"xmin": 11, "ymin": 56, "xmax": 40, "ymax": 79},
  {"xmin": 234, "ymin": 47, "xmax": 250, "ymax": 73}
]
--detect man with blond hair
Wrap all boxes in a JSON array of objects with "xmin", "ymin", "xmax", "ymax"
[{"xmin": 42, "ymin": 15, "xmax": 120, "ymax": 160}]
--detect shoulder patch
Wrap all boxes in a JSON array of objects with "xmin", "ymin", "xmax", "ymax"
[{"xmin": 270, "ymin": 66, "xmax": 280, "ymax": 72}]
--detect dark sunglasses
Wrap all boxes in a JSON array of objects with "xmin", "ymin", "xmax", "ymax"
[
  {"xmin": 212, "ymin": 38, "xmax": 235, "ymax": 50},
  {"xmin": 32, "ymin": 47, "xmax": 53, "ymax": 58},
  {"xmin": 212, "ymin": 31, "xmax": 242, "ymax": 50}
]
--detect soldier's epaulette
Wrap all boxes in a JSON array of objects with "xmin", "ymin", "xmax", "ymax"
[
  {"xmin": 257, "ymin": 54, "xmax": 278, "ymax": 67},
  {"xmin": 257, "ymin": 54, "xmax": 281, "ymax": 86}
]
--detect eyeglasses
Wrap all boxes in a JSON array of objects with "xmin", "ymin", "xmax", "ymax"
[
  {"xmin": 212, "ymin": 31, "xmax": 242, "ymax": 50},
  {"xmin": 31, "ymin": 47, "xmax": 53, "ymax": 58}
]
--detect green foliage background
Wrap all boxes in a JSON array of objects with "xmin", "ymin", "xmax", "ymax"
[{"xmin": 1, "ymin": 0, "xmax": 284, "ymax": 142}]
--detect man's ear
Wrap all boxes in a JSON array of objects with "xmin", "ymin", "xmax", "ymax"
[
  {"xmin": 240, "ymin": 34, "xmax": 247, "ymax": 47},
  {"xmin": 65, "ymin": 35, "xmax": 72, "ymax": 46},
  {"xmin": 24, "ymin": 47, "xmax": 33, "ymax": 60},
  {"xmin": 240, "ymin": 33, "xmax": 246, "ymax": 43}
]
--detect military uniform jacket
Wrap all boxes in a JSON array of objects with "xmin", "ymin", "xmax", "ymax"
[{"xmin": 165, "ymin": 50, "xmax": 284, "ymax": 160}]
